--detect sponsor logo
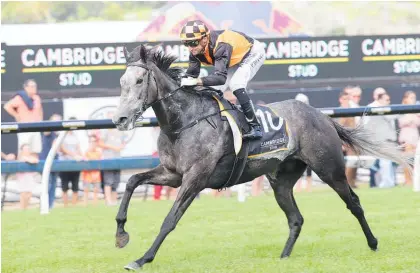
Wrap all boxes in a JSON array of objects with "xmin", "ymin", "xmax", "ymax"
[{"xmin": 260, "ymin": 137, "xmax": 287, "ymax": 147}]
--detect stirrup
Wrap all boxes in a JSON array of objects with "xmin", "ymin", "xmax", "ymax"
[{"xmin": 243, "ymin": 125, "xmax": 262, "ymax": 140}]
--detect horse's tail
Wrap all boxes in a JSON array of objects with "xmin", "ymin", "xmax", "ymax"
[{"xmin": 330, "ymin": 118, "xmax": 413, "ymax": 171}]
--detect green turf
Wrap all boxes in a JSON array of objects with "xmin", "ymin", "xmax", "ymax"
[{"xmin": 2, "ymin": 187, "xmax": 420, "ymax": 273}]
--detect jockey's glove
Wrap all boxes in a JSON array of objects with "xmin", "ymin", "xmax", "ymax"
[{"xmin": 181, "ymin": 77, "xmax": 198, "ymax": 86}]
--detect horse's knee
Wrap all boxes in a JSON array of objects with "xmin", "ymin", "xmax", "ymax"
[
  {"xmin": 289, "ymin": 216, "xmax": 304, "ymax": 230},
  {"xmin": 347, "ymin": 203, "xmax": 364, "ymax": 216}
]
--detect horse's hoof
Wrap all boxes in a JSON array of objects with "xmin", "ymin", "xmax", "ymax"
[
  {"xmin": 116, "ymin": 232, "xmax": 130, "ymax": 248},
  {"xmin": 280, "ymin": 254, "xmax": 290, "ymax": 260},
  {"xmin": 369, "ymin": 238, "xmax": 378, "ymax": 251},
  {"xmin": 124, "ymin": 261, "xmax": 141, "ymax": 271}
]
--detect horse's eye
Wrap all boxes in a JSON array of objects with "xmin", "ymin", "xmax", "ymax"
[{"xmin": 136, "ymin": 79, "xmax": 143, "ymax": 85}]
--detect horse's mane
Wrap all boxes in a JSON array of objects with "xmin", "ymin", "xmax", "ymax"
[{"xmin": 125, "ymin": 45, "xmax": 184, "ymax": 83}]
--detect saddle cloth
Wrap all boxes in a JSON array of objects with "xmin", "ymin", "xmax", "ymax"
[{"xmin": 213, "ymin": 95, "xmax": 289, "ymax": 158}]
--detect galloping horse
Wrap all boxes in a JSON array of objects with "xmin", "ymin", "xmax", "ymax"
[{"xmin": 112, "ymin": 45, "xmax": 411, "ymax": 270}]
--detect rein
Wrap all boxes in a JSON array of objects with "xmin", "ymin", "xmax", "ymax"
[{"xmin": 127, "ymin": 61, "xmax": 237, "ymax": 135}]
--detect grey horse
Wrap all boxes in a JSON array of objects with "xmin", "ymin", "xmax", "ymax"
[{"xmin": 112, "ymin": 45, "xmax": 411, "ymax": 270}]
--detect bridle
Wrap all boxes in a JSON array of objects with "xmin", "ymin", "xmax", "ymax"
[{"xmin": 126, "ymin": 61, "xmax": 184, "ymax": 116}]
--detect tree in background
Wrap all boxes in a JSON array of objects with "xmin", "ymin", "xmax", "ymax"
[
  {"xmin": 2, "ymin": 1, "xmax": 420, "ymax": 36},
  {"xmin": 1, "ymin": 2, "xmax": 165, "ymax": 24},
  {"xmin": 277, "ymin": 1, "xmax": 420, "ymax": 36}
]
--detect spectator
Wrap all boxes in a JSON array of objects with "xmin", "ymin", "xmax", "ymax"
[
  {"xmin": 366, "ymin": 87, "xmax": 388, "ymax": 187},
  {"xmin": 151, "ymin": 151, "xmax": 164, "ymax": 200},
  {"xmin": 368, "ymin": 93, "xmax": 398, "ymax": 188},
  {"xmin": 414, "ymin": 138, "xmax": 420, "ymax": 192},
  {"xmin": 337, "ymin": 91, "xmax": 358, "ymax": 188},
  {"xmin": 165, "ymin": 185, "xmax": 178, "ymax": 201},
  {"xmin": 150, "ymin": 127, "xmax": 168, "ymax": 201},
  {"xmin": 59, "ymin": 117, "xmax": 83, "ymax": 207},
  {"xmin": 345, "ymin": 86, "xmax": 363, "ymax": 107},
  {"xmin": 98, "ymin": 112, "xmax": 126, "ymax": 206},
  {"xmin": 368, "ymin": 87, "xmax": 387, "ymax": 107},
  {"xmin": 299, "ymin": 167, "xmax": 313, "ymax": 193},
  {"xmin": 398, "ymin": 91, "xmax": 420, "ymax": 186},
  {"xmin": 348, "ymin": 86, "xmax": 363, "ymax": 124},
  {"xmin": 251, "ymin": 175, "xmax": 265, "ymax": 196},
  {"xmin": 81, "ymin": 135, "xmax": 102, "ymax": 206},
  {"xmin": 16, "ymin": 144, "xmax": 39, "ymax": 209},
  {"xmin": 3, "ymin": 79, "xmax": 43, "ymax": 156},
  {"xmin": 1, "ymin": 151, "xmax": 16, "ymax": 161},
  {"xmin": 39, "ymin": 113, "xmax": 62, "ymax": 209},
  {"xmin": 1, "ymin": 152, "xmax": 16, "ymax": 190},
  {"xmin": 295, "ymin": 93, "xmax": 313, "ymax": 192}
]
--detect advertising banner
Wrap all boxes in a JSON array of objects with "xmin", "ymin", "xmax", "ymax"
[{"xmin": 1, "ymin": 34, "xmax": 419, "ymax": 93}]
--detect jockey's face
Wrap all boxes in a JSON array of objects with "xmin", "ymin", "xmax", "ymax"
[{"xmin": 185, "ymin": 36, "xmax": 208, "ymax": 56}]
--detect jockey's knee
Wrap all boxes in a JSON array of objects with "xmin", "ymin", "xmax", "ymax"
[
  {"xmin": 229, "ymin": 83, "xmax": 247, "ymax": 93},
  {"xmin": 211, "ymin": 85, "xmax": 228, "ymax": 93}
]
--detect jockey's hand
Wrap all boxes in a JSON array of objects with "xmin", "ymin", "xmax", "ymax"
[{"xmin": 181, "ymin": 77, "xmax": 198, "ymax": 86}]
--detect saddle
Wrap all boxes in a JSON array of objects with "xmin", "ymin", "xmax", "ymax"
[
  {"xmin": 210, "ymin": 91, "xmax": 289, "ymax": 157},
  {"xmin": 198, "ymin": 87, "xmax": 290, "ymax": 188}
]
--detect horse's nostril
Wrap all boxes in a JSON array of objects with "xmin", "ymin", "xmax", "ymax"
[{"xmin": 116, "ymin": 117, "xmax": 128, "ymax": 125}]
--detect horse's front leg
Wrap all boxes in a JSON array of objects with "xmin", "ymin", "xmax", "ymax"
[
  {"xmin": 124, "ymin": 166, "xmax": 210, "ymax": 271},
  {"xmin": 115, "ymin": 164, "xmax": 181, "ymax": 248}
]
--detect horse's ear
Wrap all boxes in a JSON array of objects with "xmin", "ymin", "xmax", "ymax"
[
  {"xmin": 139, "ymin": 44, "xmax": 147, "ymax": 63},
  {"xmin": 123, "ymin": 47, "xmax": 130, "ymax": 62}
]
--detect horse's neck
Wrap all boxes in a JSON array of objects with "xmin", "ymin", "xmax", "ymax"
[{"xmin": 151, "ymin": 86, "xmax": 214, "ymax": 133}]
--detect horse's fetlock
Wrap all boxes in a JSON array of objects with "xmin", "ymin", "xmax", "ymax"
[
  {"xmin": 144, "ymin": 255, "xmax": 154, "ymax": 263},
  {"xmin": 116, "ymin": 217, "xmax": 127, "ymax": 224}
]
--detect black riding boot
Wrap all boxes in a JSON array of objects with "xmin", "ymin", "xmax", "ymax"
[{"xmin": 233, "ymin": 88, "xmax": 263, "ymax": 140}]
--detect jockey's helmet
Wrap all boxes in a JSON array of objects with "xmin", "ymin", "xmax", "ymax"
[{"xmin": 180, "ymin": 20, "xmax": 210, "ymax": 41}]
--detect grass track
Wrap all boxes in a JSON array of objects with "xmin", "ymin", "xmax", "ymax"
[{"xmin": 2, "ymin": 187, "xmax": 420, "ymax": 273}]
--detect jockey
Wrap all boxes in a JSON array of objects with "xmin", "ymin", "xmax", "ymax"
[{"xmin": 179, "ymin": 20, "xmax": 266, "ymax": 140}]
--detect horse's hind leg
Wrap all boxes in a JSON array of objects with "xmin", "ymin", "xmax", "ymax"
[
  {"xmin": 267, "ymin": 159, "xmax": 307, "ymax": 259},
  {"xmin": 313, "ymin": 161, "xmax": 378, "ymax": 251},
  {"xmin": 115, "ymin": 165, "xmax": 181, "ymax": 248}
]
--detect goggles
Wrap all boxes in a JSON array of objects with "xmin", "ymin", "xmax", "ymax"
[{"xmin": 182, "ymin": 39, "xmax": 201, "ymax": 48}]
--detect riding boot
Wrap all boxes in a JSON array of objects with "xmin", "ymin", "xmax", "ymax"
[{"xmin": 233, "ymin": 88, "xmax": 263, "ymax": 140}]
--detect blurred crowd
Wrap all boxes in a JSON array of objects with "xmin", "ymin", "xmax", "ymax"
[
  {"xmin": 1, "ymin": 79, "xmax": 420, "ymax": 210},
  {"xmin": 2, "ymin": 79, "xmax": 127, "ymax": 209},
  {"xmin": 337, "ymin": 86, "xmax": 419, "ymax": 189}
]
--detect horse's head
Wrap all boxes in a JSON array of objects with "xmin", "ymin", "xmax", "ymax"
[
  {"xmin": 112, "ymin": 45, "xmax": 159, "ymax": 130},
  {"xmin": 113, "ymin": 45, "xmax": 182, "ymax": 130}
]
